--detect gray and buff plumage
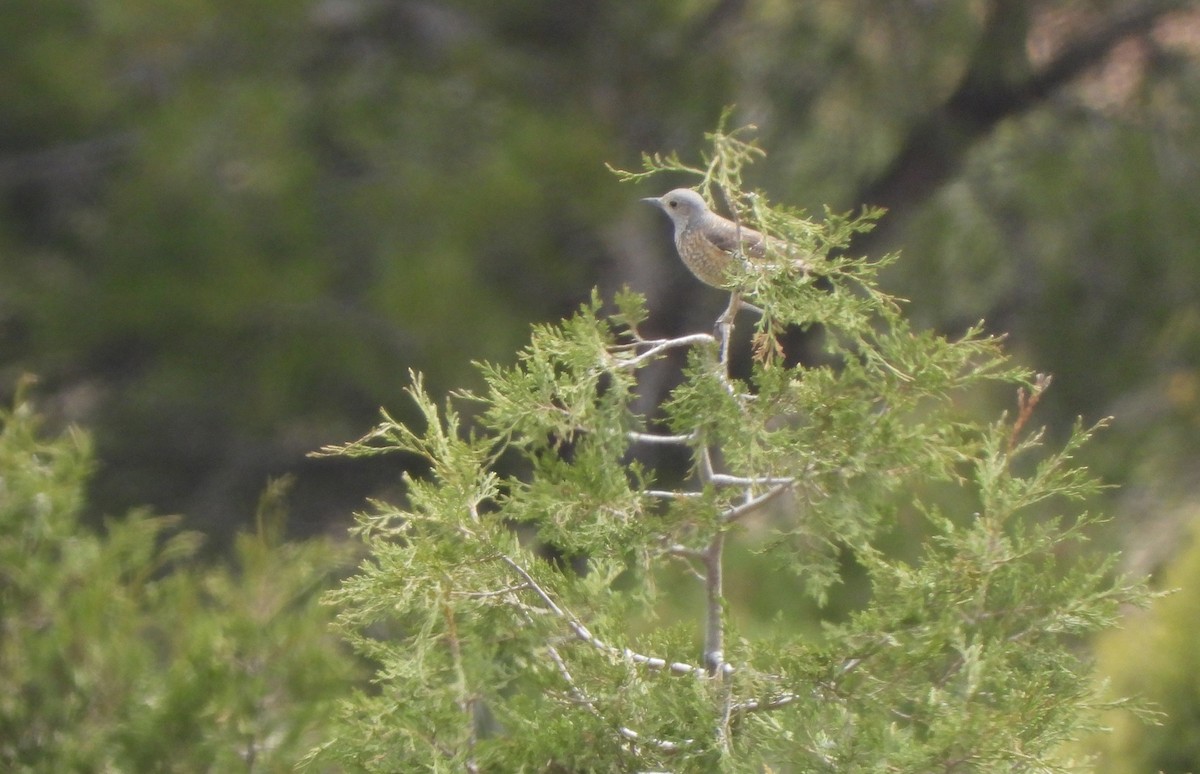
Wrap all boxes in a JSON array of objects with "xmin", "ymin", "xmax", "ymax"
[{"xmin": 643, "ymin": 188, "xmax": 799, "ymax": 288}]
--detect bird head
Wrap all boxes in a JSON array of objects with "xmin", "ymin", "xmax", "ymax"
[{"xmin": 642, "ymin": 188, "xmax": 709, "ymax": 229}]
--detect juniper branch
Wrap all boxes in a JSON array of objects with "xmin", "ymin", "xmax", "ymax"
[
  {"xmin": 610, "ymin": 333, "xmax": 717, "ymax": 369},
  {"xmin": 499, "ymin": 554, "xmax": 710, "ymax": 679},
  {"xmin": 721, "ymin": 481, "xmax": 795, "ymax": 524},
  {"xmin": 543, "ymin": 640, "xmax": 692, "ymax": 756}
]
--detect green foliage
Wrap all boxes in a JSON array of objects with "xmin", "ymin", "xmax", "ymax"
[
  {"xmin": 0, "ymin": 384, "xmax": 362, "ymax": 772},
  {"xmin": 314, "ymin": 131, "xmax": 1147, "ymax": 771},
  {"xmin": 1090, "ymin": 519, "xmax": 1200, "ymax": 773}
]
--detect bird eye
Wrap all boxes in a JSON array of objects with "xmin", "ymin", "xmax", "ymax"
[{"xmin": 668, "ymin": 200, "xmax": 677, "ymax": 208}]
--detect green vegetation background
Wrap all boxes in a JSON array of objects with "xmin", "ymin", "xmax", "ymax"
[{"xmin": 3, "ymin": 1, "xmax": 1200, "ymax": 769}]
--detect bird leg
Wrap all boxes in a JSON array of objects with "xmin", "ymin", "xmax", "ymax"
[
  {"xmin": 716, "ymin": 290, "xmax": 741, "ymax": 331},
  {"xmin": 714, "ymin": 291, "xmax": 741, "ymax": 366}
]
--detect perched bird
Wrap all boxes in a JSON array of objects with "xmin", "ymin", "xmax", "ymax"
[{"xmin": 643, "ymin": 188, "xmax": 798, "ymax": 288}]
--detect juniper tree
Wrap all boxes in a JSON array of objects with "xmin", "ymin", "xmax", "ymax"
[
  {"xmin": 0, "ymin": 381, "xmax": 360, "ymax": 772},
  {"xmin": 309, "ymin": 123, "xmax": 1147, "ymax": 772}
]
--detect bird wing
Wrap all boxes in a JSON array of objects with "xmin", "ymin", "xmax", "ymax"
[
  {"xmin": 704, "ymin": 218, "xmax": 767, "ymax": 259},
  {"xmin": 705, "ymin": 216, "xmax": 811, "ymax": 274}
]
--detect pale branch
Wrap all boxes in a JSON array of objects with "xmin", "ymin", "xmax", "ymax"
[
  {"xmin": 617, "ymin": 726, "xmax": 694, "ymax": 753},
  {"xmin": 664, "ymin": 544, "xmax": 707, "ymax": 561},
  {"xmin": 727, "ymin": 655, "xmax": 871, "ymax": 718},
  {"xmin": 644, "ymin": 489, "xmax": 704, "ymax": 499},
  {"xmin": 610, "ymin": 333, "xmax": 716, "ymax": 369},
  {"xmin": 702, "ymin": 531, "xmax": 727, "ymax": 676},
  {"xmin": 626, "ymin": 431, "xmax": 698, "ymax": 445},
  {"xmin": 541, "ymin": 627, "xmax": 693, "ymax": 756},
  {"xmin": 730, "ymin": 692, "xmax": 802, "ymax": 715},
  {"xmin": 701, "ymin": 298, "xmax": 737, "ymax": 685},
  {"xmin": 450, "ymin": 584, "xmax": 533, "ymax": 599},
  {"xmin": 839, "ymin": 656, "xmax": 865, "ymax": 676},
  {"xmin": 499, "ymin": 554, "xmax": 710, "ymax": 679},
  {"xmin": 622, "ymin": 651, "xmax": 710, "ymax": 679},
  {"xmin": 699, "ymin": 445, "xmax": 716, "ymax": 484},
  {"xmin": 716, "ymin": 664, "xmax": 734, "ymax": 755},
  {"xmin": 543, "ymin": 641, "xmax": 587, "ymax": 704},
  {"xmin": 708, "ymin": 473, "xmax": 796, "ymax": 487},
  {"xmin": 721, "ymin": 481, "xmax": 795, "ymax": 524},
  {"xmin": 642, "ymin": 475, "xmax": 793, "ymax": 504},
  {"xmin": 664, "ymin": 548, "xmax": 707, "ymax": 583},
  {"xmin": 508, "ymin": 601, "xmax": 556, "ymax": 618}
]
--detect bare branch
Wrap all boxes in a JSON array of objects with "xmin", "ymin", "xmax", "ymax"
[
  {"xmin": 709, "ymin": 473, "xmax": 796, "ymax": 487},
  {"xmin": 543, "ymin": 634, "xmax": 691, "ymax": 756},
  {"xmin": 664, "ymin": 544, "xmax": 708, "ymax": 582},
  {"xmin": 499, "ymin": 554, "xmax": 710, "ymax": 678},
  {"xmin": 721, "ymin": 481, "xmax": 795, "ymax": 524},
  {"xmin": 644, "ymin": 489, "xmax": 703, "ymax": 499},
  {"xmin": 664, "ymin": 543, "xmax": 707, "ymax": 561},
  {"xmin": 610, "ymin": 333, "xmax": 716, "ymax": 369},
  {"xmin": 730, "ymin": 692, "xmax": 801, "ymax": 716},
  {"xmin": 617, "ymin": 725, "xmax": 694, "ymax": 753},
  {"xmin": 702, "ymin": 532, "xmax": 727, "ymax": 676},
  {"xmin": 727, "ymin": 654, "xmax": 872, "ymax": 717},
  {"xmin": 699, "ymin": 445, "xmax": 716, "ymax": 485},
  {"xmin": 627, "ymin": 431, "xmax": 698, "ymax": 445},
  {"xmin": 451, "ymin": 584, "xmax": 533, "ymax": 599}
]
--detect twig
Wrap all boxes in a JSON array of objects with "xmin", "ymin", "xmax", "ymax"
[
  {"xmin": 543, "ymin": 630, "xmax": 691, "ymax": 756},
  {"xmin": 499, "ymin": 554, "xmax": 710, "ymax": 678},
  {"xmin": 1007, "ymin": 373, "xmax": 1052, "ymax": 455},
  {"xmin": 451, "ymin": 584, "xmax": 533, "ymax": 599},
  {"xmin": 721, "ymin": 481, "xmax": 795, "ymax": 524},
  {"xmin": 699, "ymin": 445, "xmax": 716, "ymax": 484},
  {"xmin": 612, "ymin": 333, "xmax": 717, "ymax": 369},
  {"xmin": 644, "ymin": 489, "xmax": 704, "ymax": 500},
  {"xmin": 664, "ymin": 545, "xmax": 707, "ymax": 582},
  {"xmin": 709, "ymin": 473, "xmax": 796, "ymax": 487},
  {"xmin": 616, "ymin": 725, "xmax": 693, "ymax": 753},
  {"xmin": 716, "ymin": 665, "xmax": 734, "ymax": 755},
  {"xmin": 726, "ymin": 654, "xmax": 872, "ymax": 717},
  {"xmin": 739, "ymin": 299, "xmax": 764, "ymax": 316},
  {"xmin": 627, "ymin": 431, "xmax": 698, "ymax": 445},
  {"xmin": 730, "ymin": 692, "xmax": 801, "ymax": 715},
  {"xmin": 665, "ymin": 544, "xmax": 707, "ymax": 561}
]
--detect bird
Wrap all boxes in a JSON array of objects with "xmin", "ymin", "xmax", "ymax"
[{"xmin": 643, "ymin": 188, "xmax": 801, "ymax": 289}]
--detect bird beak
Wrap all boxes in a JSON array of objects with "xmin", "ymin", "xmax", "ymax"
[{"xmin": 641, "ymin": 196, "xmax": 663, "ymax": 210}]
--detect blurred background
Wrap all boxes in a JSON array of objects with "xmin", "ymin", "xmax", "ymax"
[{"xmin": 5, "ymin": 0, "xmax": 1200, "ymax": 557}]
